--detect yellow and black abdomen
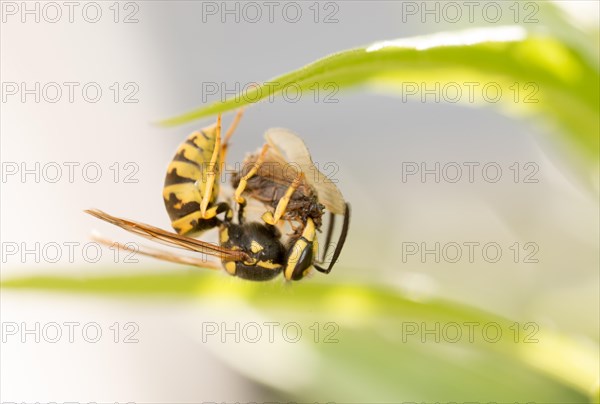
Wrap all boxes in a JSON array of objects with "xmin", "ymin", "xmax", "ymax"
[{"xmin": 163, "ymin": 125, "xmax": 220, "ymax": 235}]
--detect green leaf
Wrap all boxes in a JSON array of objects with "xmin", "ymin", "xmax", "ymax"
[
  {"xmin": 2, "ymin": 271, "xmax": 597, "ymax": 402},
  {"xmin": 159, "ymin": 26, "xmax": 599, "ymax": 164}
]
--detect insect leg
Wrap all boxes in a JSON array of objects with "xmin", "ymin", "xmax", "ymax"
[
  {"xmin": 199, "ymin": 114, "xmax": 222, "ymax": 218},
  {"xmin": 221, "ymin": 108, "xmax": 245, "ymax": 163},
  {"xmin": 284, "ymin": 218, "xmax": 318, "ymax": 281},
  {"xmin": 234, "ymin": 143, "xmax": 269, "ymax": 205},
  {"xmin": 237, "ymin": 200, "xmax": 247, "ymax": 225},
  {"xmin": 314, "ymin": 203, "xmax": 350, "ymax": 274},
  {"xmin": 198, "ymin": 201, "xmax": 232, "ymax": 222},
  {"xmin": 262, "ymin": 171, "xmax": 304, "ymax": 226}
]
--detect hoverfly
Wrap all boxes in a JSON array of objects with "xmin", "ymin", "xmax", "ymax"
[
  {"xmin": 86, "ymin": 112, "xmax": 350, "ymax": 281},
  {"xmin": 231, "ymin": 128, "xmax": 350, "ymax": 280}
]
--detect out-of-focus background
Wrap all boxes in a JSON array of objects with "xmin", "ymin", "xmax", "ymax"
[{"xmin": 1, "ymin": 1, "xmax": 598, "ymax": 403}]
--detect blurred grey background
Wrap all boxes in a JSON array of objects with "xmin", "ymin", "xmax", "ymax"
[{"xmin": 1, "ymin": 1, "xmax": 598, "ymax": 402}]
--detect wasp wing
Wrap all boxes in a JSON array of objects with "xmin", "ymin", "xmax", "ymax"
[
  {"xmin": 85, "ymin": 209, "xmax": 248, "ymax": 262},
  {"xmin": 264, "ymin": 128, "xmax": 346, "ymax": 215}
]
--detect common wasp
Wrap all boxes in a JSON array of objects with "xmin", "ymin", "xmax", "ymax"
[{"xmin": 86, "ymin": 111, "xmax": 350, "ymax": 281}]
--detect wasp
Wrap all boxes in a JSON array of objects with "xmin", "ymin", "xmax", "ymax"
[{"xmin": 86, "ymin": 111, "xmax": 349, "ymax": 281}]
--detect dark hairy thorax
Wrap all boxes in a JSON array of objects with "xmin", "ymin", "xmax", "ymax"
[{"xmin": 231, "ymin": 172, "xmax": 325, "ymax": 230}]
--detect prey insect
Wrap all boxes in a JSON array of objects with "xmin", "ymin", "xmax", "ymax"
[
  {"xmin": 232, "ymin": 128, "xmax": 350, "ymax": 280},
  {"xmin": 86, "ymin": 112, "xmax": 350, "ymax": 281}
]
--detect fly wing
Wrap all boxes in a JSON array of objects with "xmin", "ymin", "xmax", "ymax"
[
  {"xmin": 239, "ymin": 143, "xmax": 300, "ymax": 189},
  {"xmin": 264, "ymin": 128, "xmax": 346, "ymax": 215},
  {"xmin": 85, "ymin": 209, "xmax": 248, "ymax": 262}
]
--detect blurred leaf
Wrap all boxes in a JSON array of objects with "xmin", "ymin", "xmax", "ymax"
[
  {"xmin": 534, "ymin": 1, "xmax": 599, "ymax": 68},
  {"xmin": 160, "ymin": 26, "xmax": 599, "ymax": 164},
  {"xmin": 2, "ymin": 271, "xmax": 597, "ymax": 402}
]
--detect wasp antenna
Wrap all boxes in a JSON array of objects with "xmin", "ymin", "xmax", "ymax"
[{"xmin": 84, "ymin": 208, "xmax": 103, "ymax": 218}]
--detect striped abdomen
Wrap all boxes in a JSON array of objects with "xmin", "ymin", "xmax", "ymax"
[{"xmin": 163, "ymin": 125, "xmax": 220, "ymax": 235}]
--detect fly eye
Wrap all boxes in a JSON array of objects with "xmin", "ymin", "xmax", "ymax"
[{"xmin": 285, "ymin": 239, "xmax": 314, "ymax": 281}]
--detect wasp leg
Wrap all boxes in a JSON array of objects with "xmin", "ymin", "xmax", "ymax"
[
  {"xmin": 262, "ymin": 171, "xmax": 304, "ymax": 226},
  {"xmin": 234, "ymin": 143, "xmax": 269, "ymax": 205},
  {"xmin": 197, "ymin": 201, "xmax": 231, "ymax": 218},
  {"xmin": 314, "ymin": 203, "xmax": 351, "ymax": 274},
  {"xmin": 237, "ymin": 200, "xmax": 247, "ymax": 225},
  {"xmin": 220, "ymin": 108, "xmax": 245, "ymax": 164},
  {"xmin": 92, "ymin": 234, "xmax": 223, "ymax": 270},
  {"xmin": 199, "ymin": 114, "xmax": 222, "ymax": 218}
]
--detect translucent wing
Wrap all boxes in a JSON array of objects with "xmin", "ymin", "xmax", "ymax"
[
  {"xmin": 85, "ymin": 209, "xmax": 248, "ymax": 262},
  {"xmin": 264, "ymin": 128, "xmax": 346, "ymax": 215}
]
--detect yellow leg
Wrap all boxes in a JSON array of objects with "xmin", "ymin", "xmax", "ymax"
[
  {"xmin": 234, "ymin": 143, "xmax": 269, "ymax": 205},
  {"xmin": 220, "ymin": 108, "xmax": 245, "ymax": 163},
  {"xmin": 284, "ymin": 218, "xmax": 317, "ymax": 281},
  {"xmin": 200, "ymin": 114, "xmax": 221, "ymax": 218},
  {"xmin": 262, "ymin": 171, "xmax": 304, "ymax": 225}
]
